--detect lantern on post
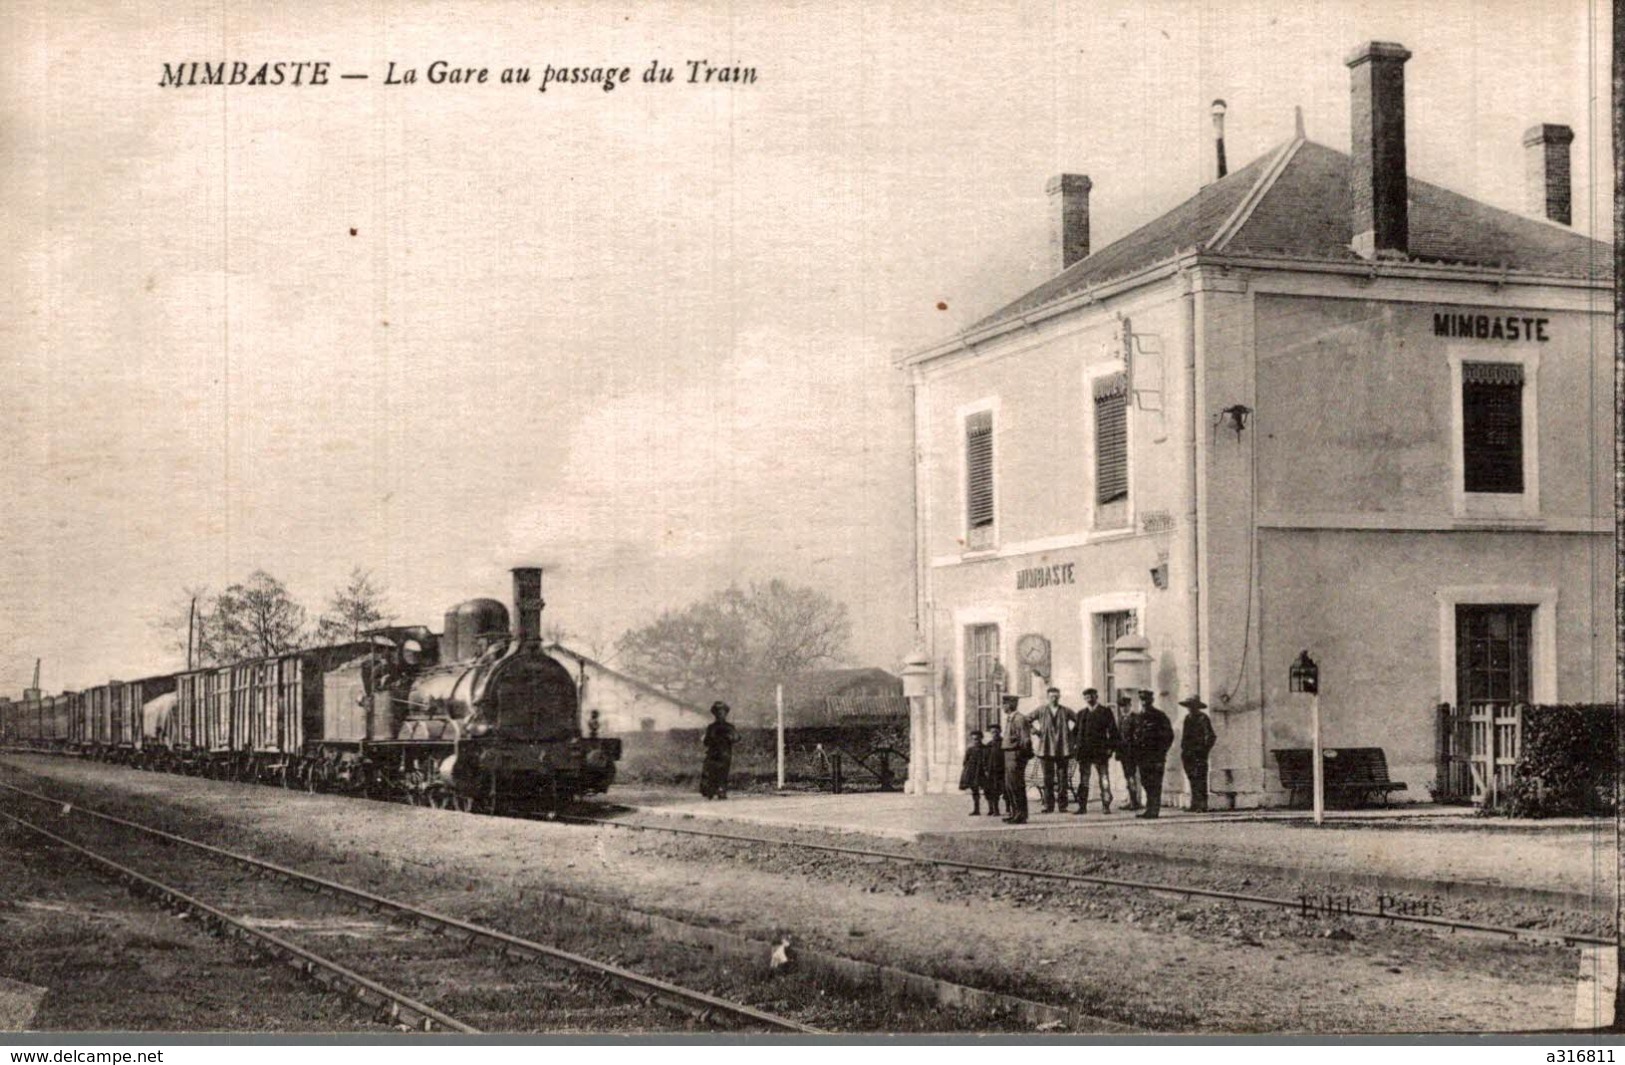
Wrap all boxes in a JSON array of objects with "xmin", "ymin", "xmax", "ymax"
[
  {"xmin": 1289, "ymin": 650, "xmax": 1324, "ymax": 824},
  {"xmin": 1111, "ymin": 634, "xmax": 1154, "ymax": 697},
  {"xmin": 900, "ymin": 647, "xmax": 931, "ymax": 796},
  {"xmin": 901, "ymin": 648, "xmax": 931, "ymax": 700}
]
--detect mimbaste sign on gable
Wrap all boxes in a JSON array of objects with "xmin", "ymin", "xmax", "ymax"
[
  {"xmin": 1016, "ymin": 563, "xmax": 1075, "ymax": 590},
  {"xmin": 1433, "ymin": 312, "xmax": 1550, "ymax": 341}
]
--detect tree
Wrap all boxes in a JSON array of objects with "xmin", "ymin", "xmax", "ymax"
[
  {"xmin": 616, "ymin": 590, "xmax": 753, "ymax": 704},
  {"xmin": 213, "ymin": 570, "xmax": 308, "ymax": 659},
  {"xmin": 314, "ymin": 567, "xmax": 393, "ymax": 645},
  {"xmin": 617, "ymin": 581, "xmax": 851, "ymax": 713},
  {"xmin": 743, "ymin": 579, "xmax": 851, "ymax": 678}
]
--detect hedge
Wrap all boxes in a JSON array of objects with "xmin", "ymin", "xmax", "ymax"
[
  {"xmin": 1493, "ymin": 703, "xmax": 1618, "ymax": 818},
  {"xmin": 615, "ymin": 722, "xmax": 909, "ymax": 791}
]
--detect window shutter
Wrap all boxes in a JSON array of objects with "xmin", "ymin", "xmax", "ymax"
[
  {"xmin": 965, "ymin": 410, "xmax": 994, "ymax": 530},
  {"xmin": 1094, "ymin": 373, "xmax": 1129, "ymax": 505},
  {"xmin": 1462, "ymin": 362, "xmax": 1523, "ymax": 494}
]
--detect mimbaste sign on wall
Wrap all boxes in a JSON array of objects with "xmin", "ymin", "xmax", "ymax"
[
  {"xmin": 1433, "ymin": 312, "xmax": 1550, "ymax": 341},
  {"xmin": 1016, "ymin": 563, "xmax": 1075, "ymax": 590}
]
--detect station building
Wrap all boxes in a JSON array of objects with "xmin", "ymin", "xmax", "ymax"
[{"xmin": 898, "ymin": 43, "xmax": 1613, "ymax": 806}]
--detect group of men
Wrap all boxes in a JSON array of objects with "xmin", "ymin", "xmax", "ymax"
[{"xmin": 960, "ymin": 685, "xmax": 1216, "ymax": 824}]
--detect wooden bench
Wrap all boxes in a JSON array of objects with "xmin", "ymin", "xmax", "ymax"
[{"xmin": 1272, "ymin": 747, "xmax": 1408, "ymax": 808}]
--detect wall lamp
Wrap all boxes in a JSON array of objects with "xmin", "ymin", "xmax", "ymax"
[{"xmin": 1216, "ymin": 404, "xmax": 1252, "ymax": 439}]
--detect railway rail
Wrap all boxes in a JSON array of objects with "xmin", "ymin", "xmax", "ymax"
[
  {"xmin": 0, "ymin": 781, "xmax": 824, "ymax": 1035},
  {"xmin": 0, "ymin": 808, "xmax": 479, "ymax": 1034},
  {"xmin": 558, "ymin": 811, "xmax": 1613, "ymax": 949}
]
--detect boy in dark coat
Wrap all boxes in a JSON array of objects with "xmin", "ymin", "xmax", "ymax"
[
  {"xmin": 958, "ymin": 730, "xmax": 989, "ymax": 815},
  {"xmin": 980, "ymin": 726, "xmax": 1004, "ymax": 818}
]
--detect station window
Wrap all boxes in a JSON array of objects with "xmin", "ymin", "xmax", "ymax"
[
  {"xmin": 964, "ymin": 409, "xmax": 995, "ymax": 548},
  {"xmin": 1094, "ymin": 610, "xmax": 1137, "ymax": 706},
  {"xmin": 1461, "ymin": 362, "xmax": 1524, "ymax": 494},
  {"xmin": 1093, "ymin": 372, "xmax": 1129, "ymax": 528},
  {"xmin": 965, "ymin": 623, "xmax": 1002, "ymax": 733}
]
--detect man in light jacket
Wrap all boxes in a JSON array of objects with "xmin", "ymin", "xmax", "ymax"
[{"xmin": 1031, "ymin": 686, "xmax": 1076, "ymax": 813}]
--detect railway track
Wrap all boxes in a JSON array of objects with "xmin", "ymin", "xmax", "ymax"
[
  {"xmin": 0, "ymin": 809, "xmax": 479, "ymax": 1033},
  {"xmin": 558, "ymin": 811, "xmax": 1613, "ymax": 949},
  {"xmin": 0, "ymin": 782, "xmax": 823, "ymax": 1034}
]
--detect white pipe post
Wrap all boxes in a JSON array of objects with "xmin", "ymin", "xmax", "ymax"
[
  {"xmin": 1311, "ymin": 692, "xmax": 1324, "ymax": 825},
  {"xmin": 776, "ymin": 683, "xmax": 785, "ymax": 790}
]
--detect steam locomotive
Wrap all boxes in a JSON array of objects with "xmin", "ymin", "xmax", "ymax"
[{"xmin": 0, "ymin": 568, "xmax": 620, "ymax": 814}]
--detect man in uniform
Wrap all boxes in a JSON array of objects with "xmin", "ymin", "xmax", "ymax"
[
  {"xmin": 1128, "ymin": 689, "xmax": 1176, "ymax": 819},
  {"xmin": 1031, "ymin": 686, "xmax": 1075, "ymax": 813},
  {"xmin": 998, "ymin": 695, "xmax": 1031, "ymax": 824},
  {"xmin": 1179, "ymin": 696, "xmax": 1217, "ymax": 813},
  {"xmin": 1073, "ymin": 687, "xmax": 1120, "ymax": 814}
]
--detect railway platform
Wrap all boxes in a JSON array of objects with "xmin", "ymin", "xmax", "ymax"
[{"xmin": 617, "ymin": 788, "xmax": 1616, "ymax": 905}]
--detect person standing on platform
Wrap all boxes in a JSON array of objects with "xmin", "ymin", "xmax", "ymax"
[
  {"xmin": 981, "ymin": 726, "xmax": 1004, "ymax": 819},
  {"xmin": 1179, "ymin": 697, "xmax": 1217, "ymax": 813},
  {"xmin": 1032, "ymin": 686, "xmax": 1075, "ymax": 813},
  {"xmin": 1114, "ymin": 691, "xmax": 1142, "ymax": 811},
  {"xmin": 1130, "ymin": 690, "xmax": 1176, "ymax": 819},
  {"xmin": 1074, "ymin": 688, "xmax": 1120, "ymax": 814},
  {"xmin": 699, "ymin": 701, "xmax": 739, "ymax": 800},
  {"xmin": 999, "ymin": 695, "xmax": 1032, "ymax": 824},
  {"xmin": 958, "ymin": 730, "xmax": 989, "ymax": 815}
]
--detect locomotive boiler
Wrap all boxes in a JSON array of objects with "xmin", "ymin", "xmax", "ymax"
[{"xmin": 315, "ymin": 567, "xmax": 619, "ymax": 811}]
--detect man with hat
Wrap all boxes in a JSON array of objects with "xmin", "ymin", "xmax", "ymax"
[
  {"xmin": 998, "ymin": 694, "xmax": 1032, "ymax": 824},
  {"xmin": 1073, "ymin": 687, "xmax": 1120, "ymax": 814},
  {"xmin": 1031, "ymin": 686, "xmax": 1075, "ymax": 813},
  {"xmin": 1179, "ymin": 696, "xmax": 1217, "ymax": 813},
  {"xmin": 699, "ymin": 701, "xmax": 740, "ymax": 800},
  {"xmin": 1113, "ymin": 691, "xmax": 1142, "ymax": 811},
  {"xmin": 1125, "ymin": 689, "xmax": 1175, "ymax": 819}
]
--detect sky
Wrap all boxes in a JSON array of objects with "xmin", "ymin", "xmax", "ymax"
[{"xmin": 0, "ymin": 0, "xmax": 1612, "ymax": 694}]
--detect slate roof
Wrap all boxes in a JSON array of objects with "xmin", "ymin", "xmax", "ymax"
[{"xmin": 969, "ymin": 138, "xmax": 1612, "ymax": 334}]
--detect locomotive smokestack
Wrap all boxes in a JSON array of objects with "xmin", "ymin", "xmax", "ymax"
[{"xmin": 512, "ymin": 567, "xmax": 544, "ymax": 646}]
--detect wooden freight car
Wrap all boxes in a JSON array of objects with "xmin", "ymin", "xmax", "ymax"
[{"xmin": 166, "ymin": 645, "xmax": 368, "ymax": 780}]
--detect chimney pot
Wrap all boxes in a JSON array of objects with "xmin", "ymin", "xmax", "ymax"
[
  {"xmin": 1346, "ymin": 41, "xmax": 1411, "ymax": 259},
  {"xmin": 1046, "ymin": 173, "xmax": 1092, "ymax": 273},
  {"xmin": 1522, "ymin": 123, "xmax": 1574, "ymax": 225},
  {"xmin": 1211, "ymin": 99, "xmax": 1229, "ymax": 178}
]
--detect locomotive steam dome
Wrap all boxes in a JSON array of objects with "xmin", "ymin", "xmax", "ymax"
[{"xmin": 441, "ymin": 598, "xmax": 510, "ymax": 663}]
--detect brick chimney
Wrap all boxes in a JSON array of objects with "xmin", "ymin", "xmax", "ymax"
[
  {"xmin": 1046, "ymin": 173, "xmax": 1091, "ymax": 273},
  {"xmin": 1522, "ymin": 123, "xmax": 1574, "ymax": 225},
  {"xmin": 1346, "ymin": 41, "xmax": 1411, "ymax": 259}
]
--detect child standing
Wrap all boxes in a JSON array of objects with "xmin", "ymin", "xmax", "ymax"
[
  {"xmin": 958, "ymin": 730, "xmax": 989, "ymax": 815},
  {"xmin": 980, "ymin": 726, "xmax": 1004, "ymax": 819}
]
